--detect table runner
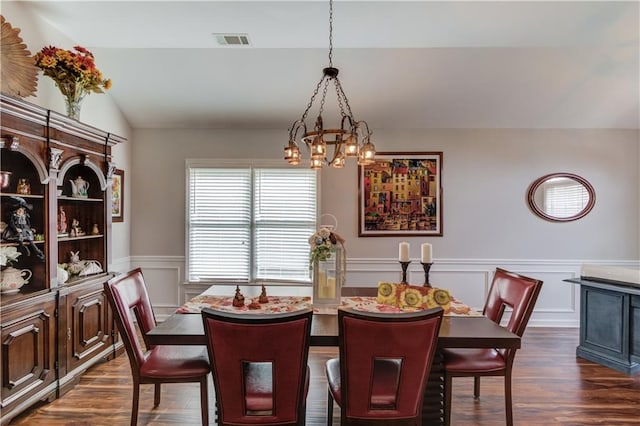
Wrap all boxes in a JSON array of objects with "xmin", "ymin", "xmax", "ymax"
[{"xmin": 176, "ymin": 294, "xmax": 480, "ymax": 316}]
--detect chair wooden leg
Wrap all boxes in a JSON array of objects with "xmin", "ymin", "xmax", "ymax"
[
  {"xmin": 474, "ymin": 376, "xmax": 481, "ymax": 399},
  {"xmin": 131, "ymin": 381, "xmax": 140, "ymax": 426},
  {"xmin": 199, "ymin": 376, "xmax": 209, "ymax": 426},
  {"xmin": 327, "ymin": 388, "xmax": 334, "ymax": 426},
  {"xmin": 505, "ymin": 371, "xmax": 513, "ymax": 426},
  {"xmin": 154, "ymin": 383, "xmax": 161, "ymax": 406},
  {"xmin": 444, "ymin": 373, "xmax": 453, "ymax": 426}
]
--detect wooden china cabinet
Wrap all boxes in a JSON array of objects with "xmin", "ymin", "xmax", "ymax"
[{"xmin": 0, "ymin": 94, "xmax": 125, "ymax": 424}]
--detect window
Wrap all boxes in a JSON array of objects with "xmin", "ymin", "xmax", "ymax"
[{"xmin": 187, "ymin": 161, "xmax": 317, "ymax": 284}]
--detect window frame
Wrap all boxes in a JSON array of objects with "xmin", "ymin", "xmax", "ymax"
[{"xmin": 185, "ymin": 159, "xmax": 320, "ymax": 285}]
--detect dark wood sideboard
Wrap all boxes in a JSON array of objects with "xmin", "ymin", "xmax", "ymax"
[{"xmin": 564, "ymin": 277, "xmax": 640, "ymax": 375}]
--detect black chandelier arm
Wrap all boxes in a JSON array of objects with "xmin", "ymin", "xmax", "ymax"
[
  {"xmin": 356, "ymin": 120, "xmax": 373, "ymax": 139},
  {"xmin": 340, "ymin": 115, "xmax": 355, "ymax": 133},
  {"xmin": 288, "ymin": 120, "xmax": 307, "ymax": 142},
  {"xmin": 313, "ymin": 115, "xmax": 324, "ymax": 134},
  {"xmin": 327, "ymin": 139, "xmax": 343, "ymax": 165}
]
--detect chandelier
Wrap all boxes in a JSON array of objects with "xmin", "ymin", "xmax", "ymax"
[{"xmin": 284, "ymin": 0, "xmax": 375, "ymax": 169}]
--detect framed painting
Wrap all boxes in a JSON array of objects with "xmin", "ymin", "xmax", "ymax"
[
  {"xmin": 359, "ymin": 152, "xmax": 443, "ymax": 237},
  {"xmin": 111, "ymin": 168, "xmax": 124, "ymax": 222}
]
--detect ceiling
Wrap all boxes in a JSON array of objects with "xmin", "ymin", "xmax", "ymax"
[{"xmin": 10, "ymin": 1, "xmax": 640, "ymax": 130}]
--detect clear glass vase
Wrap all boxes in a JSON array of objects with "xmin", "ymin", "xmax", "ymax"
[
  {"xmin": 312, "ymin": 246, "xmax": 344, "ymax": 308},
  {"xmin": 64, "ymin": 94, "xmax": 85, "ymax": 120},
  {"xmin": 57, "ymin": 80, "xmax": 85, "ymax": 120}
]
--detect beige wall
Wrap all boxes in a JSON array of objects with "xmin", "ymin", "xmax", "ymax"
[{"xmin": 131, "ymin": 127, "xmax": 639, "ymax": 262}]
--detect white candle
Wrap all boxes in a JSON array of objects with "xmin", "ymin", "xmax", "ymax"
[
  {"xmin": 421, "ymin": 243, "xmax": 432, "ymax": 263},
  {"xmin": 399, "ymin": 242, "xmax": 410, "ymax": 262},
  {"xmin": 317, "ymin": 271, "xmax": 327, "ymax": 298},
  {"xmin": 326, "ymin": 277, "xmax": 336, "ymax": 298}
]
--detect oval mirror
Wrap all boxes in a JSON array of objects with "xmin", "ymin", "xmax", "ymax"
[{"xmin": 527, "ymin": 173, "xmax": 595, "ymax": 222}]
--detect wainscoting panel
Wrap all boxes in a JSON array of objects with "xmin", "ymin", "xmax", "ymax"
[{"xmin": 128, "ymin": 256, "xmax": 639, "ymax": 327}]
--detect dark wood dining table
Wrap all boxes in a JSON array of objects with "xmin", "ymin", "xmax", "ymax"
[{"xmin": 146, "ymin": 288, "xmax": 520, "ymax": 425}]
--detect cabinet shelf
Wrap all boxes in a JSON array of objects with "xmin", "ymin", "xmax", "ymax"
[
  {"xmin": 0, "ymin": 192, "xmax": 44, "ymax": 199},
  {"xmin": 1, "ymin": 240, "xmax": 45, "ymax": 247},
  {"xmin": 58, "ymin": 234, "xmax": 104, "ymax": 242},
  {"xmin": 57, "ymin": 196, "xmax": 103, "ymax": 202}
]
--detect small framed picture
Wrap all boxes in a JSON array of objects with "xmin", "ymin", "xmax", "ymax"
[
  {"xmin": 111, "ymin": 169, "xmax": 124, "ymax": 222},
  {"xmin": 359, "ymin": 152, "xmax": 443, "ymax": 237}
]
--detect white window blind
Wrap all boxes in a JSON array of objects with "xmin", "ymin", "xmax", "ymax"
[
  {"xmin": 187, "ymin": 164, "xmax": 317, "ymax": 283},
  {"xmin": 543, "ymin": 177, "xmax": 589, "ymax": 218}
]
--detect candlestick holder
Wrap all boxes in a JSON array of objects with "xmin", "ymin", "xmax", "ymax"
[
  {"xmin": 399, "ymin": 261, "xmax": 411, "ymax": 284},
  {"xmin": 421, "ymin": 262, "xmax": 433, "ymax": 287}
]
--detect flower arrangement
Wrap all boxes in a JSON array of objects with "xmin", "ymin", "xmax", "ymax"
[
  {"xmin": 0, "ymin": 246, "xmax": 21, "ymax": 268},
  {"xmin": 34, "ymin": 45, "xmax": 111, "ymax": 118},
  {"xmin": 309, "ymin": 228, "xmax": 336, "ymax": 264}
]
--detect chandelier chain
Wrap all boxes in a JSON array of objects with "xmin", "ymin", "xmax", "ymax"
[
  {"xmin": 328, "ymin": 0, "xmax": 333, "ymax": 67},
  {"xmin": 335, "ymin": 83, "xmax": 348, "ymax": 118},
  {"xmin": 335, "ymin": 79, "xmax": 354, "ymax": 119},
  {"xmin": 318, "ymin": 78, "xmax": 330, "ymax": 117},
  {"xmin": 300, "ymin": 77, "xmax": 325, "ymax": 123}
]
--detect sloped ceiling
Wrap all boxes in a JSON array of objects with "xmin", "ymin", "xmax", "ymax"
[{"xmin": 9, "ymin": 0, "xmax": 640, "ymax": 130}]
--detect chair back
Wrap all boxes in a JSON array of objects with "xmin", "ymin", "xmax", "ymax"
[
  {"xmin": 201, "ymin": 307, "xmax": 313, "ymax": 426},
  {"xmin": 484, "ymin": 268, "xmax": 543, "ymax": 358},
  {"xmin": 104, "ymin": 268, "xmax": 157, "ymax": 374},
  {"xmin": 338, "ymin": 306, "xmax": 443, "ymax": 424}
]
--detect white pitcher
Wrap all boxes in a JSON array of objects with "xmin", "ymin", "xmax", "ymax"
[
  {"xmin": 1, "ymin": 267, "xmax": 32, "ymax": 294},
  {"xmin": 70, "ymin": 176, "xmax": 89, "ymax": 198}
]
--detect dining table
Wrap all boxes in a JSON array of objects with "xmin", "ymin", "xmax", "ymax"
[{"xmin": 146, "ymin": 286, "xmax": 520, "ymax": 425}]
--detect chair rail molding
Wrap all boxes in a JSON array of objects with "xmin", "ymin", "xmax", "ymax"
[{"xmin": 129, "ymin": 255, "xmax": 639, "ymax": 326}]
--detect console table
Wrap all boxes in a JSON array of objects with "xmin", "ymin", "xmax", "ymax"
[{"xmin": 564, "ymin": 277, "xmax": 640, "ymax": 375}]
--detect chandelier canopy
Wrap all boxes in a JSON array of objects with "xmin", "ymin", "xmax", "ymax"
[{"xmin": 284, "ymin": 0, "xmax": 375, "ymax": 170}]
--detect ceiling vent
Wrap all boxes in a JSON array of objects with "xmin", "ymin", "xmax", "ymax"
[{"xmin": 214, "ymin": 33, "xmax": 251, "ymax": 46}]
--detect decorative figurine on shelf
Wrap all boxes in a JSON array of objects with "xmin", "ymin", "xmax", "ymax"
[
  {"xmin": 258, "ymin": 284, "xmax": 269, "ymax": 303},
  {"xmin": 70, "ymin": 218, "xmax": 85, "ymax": 237},
  {"xmin": 232, "ymin": 285, "xmax": 245, "ymax": 307},
  {"xmin": 66, "ymin": 251, "xmax": 84, "ymax": 275},
  {"xmin": 58, "ymin": 206, "xmax": 68, "ymax": 236},
  {"xmin": 16, "ymin": 178, "xmax": 31, "ymax": 195},
  {"xmin": 1, "ymin": 196, "xmax": 44, "ymax": 261},
  {"xmin": 91, "ymin": 223, "xmax": 100, "ymax": 235}
]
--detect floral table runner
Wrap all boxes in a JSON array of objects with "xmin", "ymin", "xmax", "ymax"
[{"xmin": 176, "ymin": 294, "xmax": 479, "ymax": 316}]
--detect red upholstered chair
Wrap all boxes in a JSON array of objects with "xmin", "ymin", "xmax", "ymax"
[
  {"xmin": 325, "ymin": 306, "xmax": 444, "ymax": 426},
  {"xmin": 104, "ymin": 268, "xmax": 210, "ymax": 426},
  {"xmin": 201, "ymin": 307, "xmax": 313, "ymax": 426},
  {"xmin": 442, "ymin": 268, "xmax": 543, "ymax": 426}
]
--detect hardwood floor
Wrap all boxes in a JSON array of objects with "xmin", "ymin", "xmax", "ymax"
[{"xmin": 8, "ymin": 328, "xmax": 640, "ymax": 425}]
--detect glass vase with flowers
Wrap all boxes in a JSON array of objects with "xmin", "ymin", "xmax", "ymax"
[{"xmin": 34, "ymin": 45, "xmax": 112, "ymax": 120}]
